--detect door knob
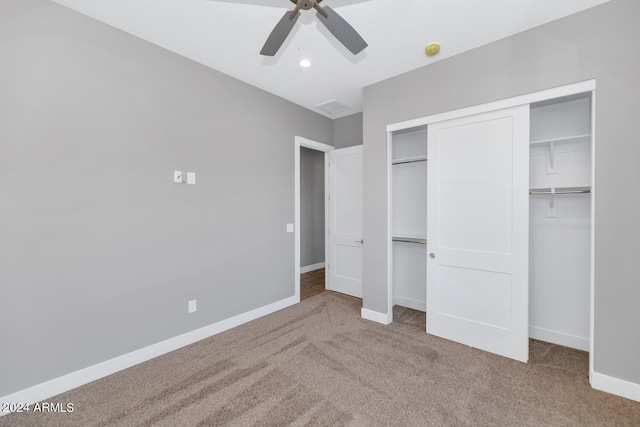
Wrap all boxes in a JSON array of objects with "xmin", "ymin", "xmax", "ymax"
[{"xmin": 429, "ymin": 253, "xmax": 435, "ymax": 259}]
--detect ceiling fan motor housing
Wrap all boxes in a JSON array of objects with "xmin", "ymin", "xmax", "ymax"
[
  {"xmin": 299, "ymin": 1, "xmax": 315, "ymax": 10},
  {"xmin": 291, "ymin": 0, "xmax": 323, "ymax": 9}
]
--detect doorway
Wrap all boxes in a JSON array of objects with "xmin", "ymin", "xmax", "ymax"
[
  {"xmin": 294, "ymin": 136, "xmax": 333, "ymax": 302},
  {"xmin": 300, "ymin": 145, "xmax": 327, "ymax": 300},
  {"xmin": 294, "ymin": 137, "xmax": 364, "ymax": 302}
]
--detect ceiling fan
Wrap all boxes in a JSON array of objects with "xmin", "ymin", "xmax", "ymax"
[{"xmin": 260, "ymin": 0, "xmax": 368, "ymax": 56}]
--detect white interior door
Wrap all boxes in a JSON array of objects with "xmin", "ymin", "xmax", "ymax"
[
  {"xmin": 329, "ymin": 146, "xmax": 363, "ymax": 298},
  {"xmin": 426, "ymin": 105, "xmax": 530, "ymax": 362}
]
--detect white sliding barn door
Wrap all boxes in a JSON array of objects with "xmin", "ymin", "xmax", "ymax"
[
  {"xmin": 329, "ymin": 146, "xmax": 363, "ymax": 298},
  {"xmin": 426, "ymin": 106, "xmax": 530, "ymax": 362}
]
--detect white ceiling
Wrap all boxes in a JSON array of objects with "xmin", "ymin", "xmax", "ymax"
[{"xmin": 51, "ymin": 0, "xmax": 610, "ymax": 118}]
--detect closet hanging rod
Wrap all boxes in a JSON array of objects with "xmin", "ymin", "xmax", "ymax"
[
  {"xmin": 392, "ymin": 158, "xmax": 427, "ymax": 165},
  {"xmin": 529, "ymin": 189, "xmax": 591, "ymax": 196},
  {"xmin": 392, "ymin": 238, "xmax": 427, "ymax": 244}
]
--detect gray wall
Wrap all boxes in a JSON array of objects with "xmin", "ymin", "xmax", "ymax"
[
  {"xmin": 363, "ymin": 0, "xmax": 640, "ymax": 385},
  {"xmin": 333, "ymin": 113, "xmax": 363, "ymax": 149},
  {"xmin": 0, "ymin": 0, "xmax": 332, "ymax": 396},
  {"xmin": 300, "ymin": 147, "xmax": 325, "ymax": 268}
]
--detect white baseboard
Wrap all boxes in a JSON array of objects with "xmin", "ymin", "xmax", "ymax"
[
  {"xmin": 361, "ymin": 308, "xmax": 392, "ymax": 325},
  {"xmin": 592, "ymin": 371, "xmax": 640, "ymax": 403},
  {"xmin": 529, "ymin": 326, "xmax": 589, "ymax": 351},
  {"xmin": 393, "ymin": 296, "xmax": 426, "ymax": 312},
  {"xmin": 300, "ymin": 262, "xmax": 325, "ymax": 274},
  {"xmin": 0, "ymin": 295, "xmax": 298, "ymax": 414}
]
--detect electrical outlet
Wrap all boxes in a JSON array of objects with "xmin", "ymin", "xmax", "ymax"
[
  {"xmin": 286, "ymin": 223, "xmax": 294, "ymax": 233},
  {"xmin": 188, "ymin": 299, "xmax": 197, "ymax": 313}
]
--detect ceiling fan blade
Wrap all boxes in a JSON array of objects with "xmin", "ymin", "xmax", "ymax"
[
  {"xmin": 260, "ymin": 10, "xmax": 299, "ymax": 56},
  {"xmin": 316, "ymin": 6, "xmax": 367, "ymax": 55},
  {"xmin": 313, "ymin": 2, "xmax": 329, "ymax": 18}
]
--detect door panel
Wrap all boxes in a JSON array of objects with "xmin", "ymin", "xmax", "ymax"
[
  {"xmin": 329, "ymin": 146, "xmax": 363, "ymax": 298},
  {"xmin": 437, "ymin": 266, "xmax": 512, "ymax": 329},
  {"xmin": 436, "ymin": 118, "xmax": 514, "ymax": 254},
  {"xmin": 427, "ymin": 106, "xmax": 530, "ymax": 362}
]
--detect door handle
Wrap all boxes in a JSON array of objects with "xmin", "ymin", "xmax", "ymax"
[
  {"xmin": 355, "ymin": 239, "xmax": 364, "ymax": 244},
  {"xmin": 429, "ymin": 253, "xmax": 435, "ymax": 259}
]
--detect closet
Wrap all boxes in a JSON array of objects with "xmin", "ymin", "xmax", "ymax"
[
  {"xmin": 387, "ymin": 80, "xmax": 594, "ymax": 362},
  {"xmin": 529, "ymin": 93, "xmax": 592, "ymax": 351},
  {"xmin": 390, "ymin": 126, "xmax": 427, "ymax": 312}
]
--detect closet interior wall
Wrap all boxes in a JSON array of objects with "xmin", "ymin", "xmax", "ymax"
[
  {"xmin": 391, "ymin": 127, "xmax": 428, "ymax": 312},
  {"xmin": 529, "ymin": 94, "xmax": 592, "ymax": 351}
]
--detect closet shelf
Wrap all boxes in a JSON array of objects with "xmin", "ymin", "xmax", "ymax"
[
  {"xmin": 392, "ymin": 236, "xmax": 427, "ymax": 245},
  {"xmin": 392, "ymin": 156, "xmax": 427, "ymax": 165},
  {"xmin": 530, "ymin": 134, "xmax": 591, "ymax": 146},
  {"xmin": 529, "ymin": 186, "xmax": 591, "ymax": 196},
  {"xmin": 530, "ymin": 134, "xmax": 590, "ymax": 173}
]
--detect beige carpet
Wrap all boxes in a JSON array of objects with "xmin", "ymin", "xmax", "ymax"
[{"xmin": 2, "ymin": 291, "xmax": 639, "ymax": 426}]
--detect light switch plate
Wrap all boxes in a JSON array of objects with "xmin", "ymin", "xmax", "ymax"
[
  {"xmin": 286, "ymin": 223, "xmax": 294, "ymax": 233},
  {"xmin": 174, "ymin": 171, "xmax": 183, "ymax": 183},
  {"xmin": 187, "ymin": 172, "xmax": 196, "ymax": 185}
]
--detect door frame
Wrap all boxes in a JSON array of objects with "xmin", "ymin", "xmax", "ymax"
[
  {"xmin": 294, "ymin": 136, "xmax": 334, "ymax": 302},
  {"xmin": 385, "ymin": 80, "xmax": 596, "ymax": 372}
]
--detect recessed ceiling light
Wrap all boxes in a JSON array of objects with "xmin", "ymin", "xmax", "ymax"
[{"xmin": 299, "ymin": 59, "xmax": 312, "ymax": 68}]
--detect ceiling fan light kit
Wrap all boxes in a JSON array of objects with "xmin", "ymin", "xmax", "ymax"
[{"xmin": 260, "ymin": 0, "xmax": 368, "ymax": 57}]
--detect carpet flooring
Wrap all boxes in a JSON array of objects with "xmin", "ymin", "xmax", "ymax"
[{"xmin": 2, "ymin": 288, "xmax": 639, "ymax": 426}]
